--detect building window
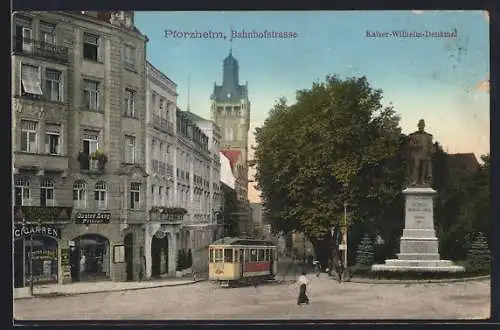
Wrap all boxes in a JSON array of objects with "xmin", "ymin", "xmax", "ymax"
[
  {"xmin": 15, "ymin": 16, "xmax": 33, "ymax": 52},
  {"xmin": 40, "ymin": 21, "xmax": 56, "ymax": 45},
  {"xmin": 83, "ymin": 79, "xmax": 100, "ymax": 111},
  {"xmin": 95, "ymin": 181, "xmax": 108, "ymax": 210},
  {"xmin": 45, "ymin": 69, "xmax": 62, "ymax": 102},
  {"xmin": 73, "ymin": 180, "xmax": 86, "ymax": 209},
  {"xmin": 14, "ymin": 176, "xmax": 30, "ymax": 206},
  {"xmin": 159, "ymin": 186, "xmax": 164, "ymax": 206},
  {"xmin": 124, "ymin": 89, "xmax": 136, "ymax": 117},
  {"xmin": 151, "ymin": 93, "xmax": 157, "ymax": 109},
  {"xmin": 159, "ymin": 143, "xmax": 163, "ymax": 162},
  {"xmin": 20, "ymin": 120, "xmax": 37, "ymax": 153},
  {"xmin": 40, "ymin": 178, "xmax": 54, "ymax": 207},
  {"xmin": 124, "ymin": 45, "xmax": 135, "ymax": 69},
  {"xmin": 83, "ymin": 131, "xmax": 99, "ymax": 155},
  {"xmin": 83, "ymin": 32, "xmax": 99, "ymax": 61},
  {"xmin": 45, "ymin": 124, "xmax": 61, "ymax": 155},
  {"xmin": 159, "ymin": 98, "xmax": 165, "ymax": 117},
  {"xmin": 130, "ymin": 182, "xmax": 141, "ymax": 210},
  {"xmin": 21, "ymin": 64, "xmax": 43, "ymax": 96},
  {"xmin": 152, "ymin": 184, "xmax": 156, "ymax": 205},
  {"xmin": 124, "ymin": 136, "xmax": 136, "ymax": 164}
]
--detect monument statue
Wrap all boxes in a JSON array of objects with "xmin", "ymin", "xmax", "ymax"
[{"xmin": 407, "ymin": 119, "xmax": 436, "ymax": 186}]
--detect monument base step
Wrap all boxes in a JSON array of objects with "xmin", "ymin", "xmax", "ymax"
[
  {"xmin": 396, "ymin": 253, "xmax": 441, "ymax": 260},
  {"xmin": 372, "ymin": 259, "xmax": 465, "ymax": 272}
]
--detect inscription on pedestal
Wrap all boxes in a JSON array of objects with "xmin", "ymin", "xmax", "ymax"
[{"xmin": 405, "ymin": 196, "xmax": 433, "ymax": 230}]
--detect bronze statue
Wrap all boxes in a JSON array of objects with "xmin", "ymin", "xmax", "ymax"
[{"xmin": 407, "ymin": 119, "xmax": 436, "ymax": 186}]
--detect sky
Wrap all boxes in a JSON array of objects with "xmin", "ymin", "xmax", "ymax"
[{"xmin": 135, "ymin": 10, "xmax": 490, "ymax": 203}]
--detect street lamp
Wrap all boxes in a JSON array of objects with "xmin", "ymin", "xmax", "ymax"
[{"xmin": 342, "ymin": 182, "xmax": 349, "ymax": 273}]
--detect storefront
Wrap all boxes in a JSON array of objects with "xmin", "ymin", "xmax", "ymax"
[
  {"xmin": 70, "ymin": 234, "xmax": 110, "ymax": 282},
  {"xmin": 13, "ymin": 224, "xmax": 61, "ymax": 288}
]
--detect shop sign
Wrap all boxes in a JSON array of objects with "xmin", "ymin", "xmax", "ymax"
[
  {"xmin": 14, "ymin": 224, "xmax": 60, "ymax": 239},
  {"xmin": 75, "ymin": 212, "xmax": 111, "ymax": 224}
]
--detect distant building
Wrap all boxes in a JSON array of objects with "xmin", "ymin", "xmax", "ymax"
[{"xmin": 447, "ymin": 153, "xmax": 480, "ymax": 172}]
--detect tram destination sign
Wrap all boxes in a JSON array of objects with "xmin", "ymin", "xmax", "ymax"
[
  {"xmin": 75, "ymin": 212, "xmax": 111, "ymax": 224},
  {"xmin": 14, "ymin": 224, "xmax": 60, "ymax": 239}
]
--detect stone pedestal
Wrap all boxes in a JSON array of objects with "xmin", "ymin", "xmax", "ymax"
[{"xmin": 372, "ymin": 187, "xmax": 464, "ymax": 272}]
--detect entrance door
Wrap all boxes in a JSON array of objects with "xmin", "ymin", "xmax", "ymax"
[
  {"xmin": 151, "ymin": 236, "xmax": 161, "ymax": 277},
  {"xmin": 124, "ymin": 233, "xmax": 134, "ymax": 281},
  {"xmin": 75, "ymin": 234, "xmax": 109, "ymax": 282},
  {"xmin": 14, "ymin": 239, "xmax": 24, "ymax": 288}
]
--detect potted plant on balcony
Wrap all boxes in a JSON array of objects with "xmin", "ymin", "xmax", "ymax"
[
  {"xmin": 91, "ymin": 150, "xmax": 108, "ymax": 170},
  {"xmin": 77, "ymin": 152, "xmax": 90, "ymax": 169}
]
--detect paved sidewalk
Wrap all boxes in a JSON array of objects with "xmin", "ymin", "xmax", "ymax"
[{"xmin": 14, "ymin": 275, "xmax": 207, "ymax": 300}]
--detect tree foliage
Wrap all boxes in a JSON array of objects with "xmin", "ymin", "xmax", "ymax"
[
  {"xmin": 254, "ymin": 74, "xmax": 490, "ymax": 265},
  {"xmin": 254, "ymin": 76, "xmax": 407, "ymax": 264},
  {"xmin": 466, "ymin": 232, "xmax": 491, "ymax": 271}
]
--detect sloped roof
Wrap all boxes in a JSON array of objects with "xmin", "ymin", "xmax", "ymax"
[
  {"xmin": 220, "ymin": 149, "xmax": 241, "ymax": 169},
  {"xmin": 447, "ymin": 153, "xmax": 480, "ymax": 172},
  {"xmin": 183, "ymin": 110, "xmax": 209, "ymax": 123}
]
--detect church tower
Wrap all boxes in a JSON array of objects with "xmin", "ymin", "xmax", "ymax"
[{"xmin": 210, "ymin": 50, "xmax": 251, "ymax": 232}]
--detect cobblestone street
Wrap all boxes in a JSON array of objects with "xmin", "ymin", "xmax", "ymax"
[{"xmin": 14, "ymin": 276, "xmax": 490, "ymax": 320}]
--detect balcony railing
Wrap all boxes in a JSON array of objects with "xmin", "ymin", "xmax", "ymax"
[
  {"xmin": 152, "ymin": 114, "xmax": 174, "ymax": 135},
  {"xmin": 13, "ymin": 36, "xmax": 69, "ymax": 63}
]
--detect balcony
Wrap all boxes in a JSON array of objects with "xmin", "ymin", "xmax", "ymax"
[
  {"xmin": 152, "ymin": 115, "xmax": 174, "ymax": 135},
  {"xmin": 14, "ymin": 206, "xmax": 73, "ymax": 224},
  {"xmin": 12, "ymin": 36, "xmax": 69, "ymax": 64},
  {"xmin": 14, "ymin": 152, "xmax": 68, "ymax": 172}
]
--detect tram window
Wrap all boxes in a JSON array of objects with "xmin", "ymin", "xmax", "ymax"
[
  {"xmin": 265, "ymin": 249, "xmax": 270, "ymax": 261},
  {"xmin": 209, "ymin": 249, "xmax": 214, "ymax": 263},
  {"xmin": 224, "ymin": 249, "xmax": 233, "ymax": 262},
  {"xmin": 245, "ymin": 249, "xmax": 250, "ymax": 262},
  {"xmin": 258, "ymin": 249, "xmax": 265, "ymax": 261},
  {"xmin": 234, "ymin": 249, "xmax": 238, "ymax": 262},
  {"xmin": 214, "ymin": 249, "xmax": 223, "ymax": 262},
  {"xmin": 250, "ymin": 249, "xmax": 258, "ymax": 262}
]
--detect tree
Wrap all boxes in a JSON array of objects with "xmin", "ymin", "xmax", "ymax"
[
  {"xmin": 466, "ymin": 232, "xmax": 491, "ymax": 272},
  {"xmin": 355, "ymin": 233, "xmax": 375, "ymax": 268},
  {"xmin": 254, "ymin": 76, "xmax": 407, "ymax": 265}
]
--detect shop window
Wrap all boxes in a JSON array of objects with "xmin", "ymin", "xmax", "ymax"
[{"xmin": 24, "ymin": 236, "xmax": 58, "ymax": 284}]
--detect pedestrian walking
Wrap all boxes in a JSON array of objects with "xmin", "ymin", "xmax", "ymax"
[{"xmin": 296, "ymin": 270, "xmax": 310, "ymax": 305}]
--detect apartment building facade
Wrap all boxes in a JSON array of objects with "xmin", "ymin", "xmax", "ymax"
[
  {"xmin": 182, "ymin": 111, "xmax": 223, "ymax": 271},
  {"xmin": 12, "ymin": 11, "xmax": 149, "ymax": 286},
  {"xmin": 144, "ymin": 61, "xmax": 180, "ymax": 279}
]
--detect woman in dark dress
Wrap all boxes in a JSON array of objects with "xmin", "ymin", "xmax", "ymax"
[{"xmin": 297, "ymin": 271, "xmax": 309, "ymax": 305}]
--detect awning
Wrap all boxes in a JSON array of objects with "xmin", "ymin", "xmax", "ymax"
[{"xmin": 21, "ymin": 64, "xmax": 43, "ymax": 95}]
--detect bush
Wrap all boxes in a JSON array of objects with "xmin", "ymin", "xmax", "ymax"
[
  {"xmin": 356, "ymin": 233, "xmax": 375, "ymax": 268},
  {"xmin": 466, "ymin": 232, "xmax": 491, "ymax": 272},
  {"xmin": 186, "ymin": 249, "xmax": 193, "ymax": 268},
  {"xmin": 176, "ymin": 249, "xmax": 185, "ymax": 271}
]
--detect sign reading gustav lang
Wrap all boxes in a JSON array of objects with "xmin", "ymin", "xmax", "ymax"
[{"xmin": 76, "ymin": 212, "xmax": 111, "ymax": 224}]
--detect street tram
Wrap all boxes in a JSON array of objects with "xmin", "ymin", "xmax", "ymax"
[{"xmin": 208, "ymin": 237, "xmax": 278, "ymax": 287}]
